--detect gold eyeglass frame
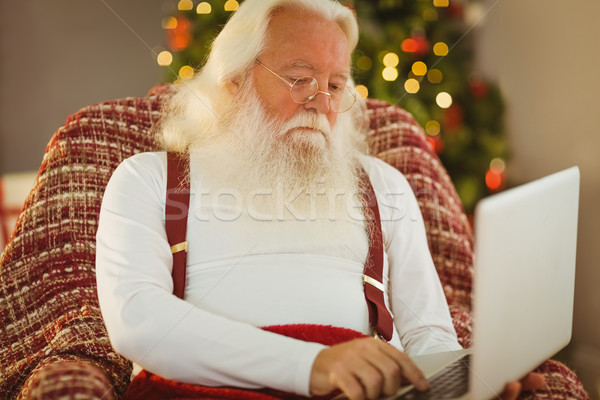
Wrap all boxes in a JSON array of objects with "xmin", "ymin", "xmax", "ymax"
[{"xmin": 255, "ymin": 59, "xmax": 357, "ymax": 113}]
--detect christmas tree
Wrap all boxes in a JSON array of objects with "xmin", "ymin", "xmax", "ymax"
[{"xmin": 155, "ymin": 0, "xmax": 507, "ymax": 212}]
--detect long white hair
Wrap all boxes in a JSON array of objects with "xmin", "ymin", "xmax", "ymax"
[{"xmin": 159, "ymin": 0, "xmax": 368, "ymax": 152}]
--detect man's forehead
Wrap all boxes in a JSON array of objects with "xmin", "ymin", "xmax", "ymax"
[
  {"xmin": 262, "ymin": 9, "xmax": 351, "ymax": 73},
  {"xmin": 264, "ymin": 8, "xmax": 347, "ymax": 48}
]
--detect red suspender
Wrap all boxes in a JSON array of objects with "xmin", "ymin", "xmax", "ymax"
[
  {"xmin": 164, "ymin": 152, "xmax": 393, "ymax": 340},
  {"xmin": 360, "ymin": 169, "xmax": 394, "ymax": 341},
  {"xmin": 165, "ymin": 152, "xmax": 190, "ymax": 300}
]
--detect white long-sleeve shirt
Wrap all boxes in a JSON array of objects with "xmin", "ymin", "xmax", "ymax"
[{"xmin": 96, "ymin": 152, "xmax": 461, "ymax": 396}]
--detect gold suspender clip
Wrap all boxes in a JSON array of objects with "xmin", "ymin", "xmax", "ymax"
[
  {"xmin": 170, "ymin": 241, "xmax": 188, "ymax": 254},
  {"xmin": 362, "ymin": 274, "xmax": 385, "ymax": 292}
]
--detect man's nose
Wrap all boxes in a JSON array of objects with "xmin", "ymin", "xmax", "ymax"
[{"xmin": 304, "ymin": 90, "xmax": 331, "ymax": 114}]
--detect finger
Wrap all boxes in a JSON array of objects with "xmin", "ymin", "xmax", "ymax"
[
  {"xmin": 328, "ymin": 349, "xmax": 384, "ymax": 400},
  {"xmin": 519, "ymin": 372, "xmax": 546, "ymax": 391},
  {"xmin": 376, "ymin": 342, "xmax": 428, "ymax": 391},
  {"xmin": 370, "ymin": 350, "xmax": 403, "ymax": 396},
  {"xmin": 499, "ymin": 381, "xmax": 521, "ymax": 400},
  {"xmin": 330, "ymin": 367, "xmax": 366, "ymax": 400},
  {"xmin": 357, "ymin": 364, "xmax": 385, "ymax": 400},
  {"xmin": 344, "ymin": 340, "xmax": 406, "ymax": 399},
  {"xmin": 353, "ymin": 341, "xmax": 402, "ymax": 396}
]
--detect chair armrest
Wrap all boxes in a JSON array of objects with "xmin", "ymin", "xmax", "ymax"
[
  {"xmin": 522, "ymin": 359, "xmax": 591, "ymax": 399},
  {"xmin": 448, "ymin": 303, "xmax": 472, "ymax": 349},
  {"xmin": 19, "ymin": 356, "xmax": 118, "ymax": 400}
]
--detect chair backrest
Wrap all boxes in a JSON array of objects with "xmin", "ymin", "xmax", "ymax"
[
  {"xmin": 365, "ymin": 99, "xmax": 473, "ymax": 347},
  {"xmin": 0, "ymin": 84, "xmax": 473, "ymax": 397}
]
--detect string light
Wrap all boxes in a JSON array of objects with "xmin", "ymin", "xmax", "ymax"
[
  {"xmin": 197, "ymin": 2, "xmax": 212, "ymax": 14},
  {"xmin": 157, "ymin": 51, "xmax": 173, "ymax": 66},
  {"xmin": 427, "ymin": 69, "xmax": 443, "ymax": 83},
  {"xmin": 179, "ymin": 65, "xmax": 195, "ymax": 80},
  {"xmin": 433, "ymin": 42, "xmax": 449, "ymax": 56},
  {"xmin": 383, "ymin": 52, "xmax": 399, "ymax": 67},
  {"xmin": 404, "ymin": 78, "xmax": 420, "ymax": 94},
  {"xmin": 177, "ymin": 0, "xmax": 193, "ymax": 11},
  {"xmin": 436, "ymin": 92, "xmax": 453, "ymax": 108},
  {"xmin": 224, "ymin": 0, "xmax": 239, "ymax": 11},
  {"xmin": 411, "ymin": 61, "xmax": 427, "ymax": 76},
  {"xmin": 355, "ymin": 85, "xmax": 369, "ymax": 99},
  {"xmin": 382, "ymin": 67, "xmax": 399, "ymax": 81}
]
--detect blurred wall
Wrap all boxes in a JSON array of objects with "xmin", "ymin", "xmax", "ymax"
[
  {"xmin": 475, "ymin": 0, "xmax": 600, "ymax": 397},
  {"xmin": 0, "ymin": 0, "xmax": 166, "ymax": 174}
]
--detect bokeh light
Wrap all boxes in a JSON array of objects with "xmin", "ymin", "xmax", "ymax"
[
  {"xmin": 196, "ymin": 2, "xmax": 212, "ymax": 14},
  {"xmin": 382, "ymin": 67, "xmax": 399, "ymax": 81},
  {"xmin": 433, "ymin": 0, "xmax": 449, "ymax": 7},
  {"xmin": 355, "ymin": 85, "xmax": 369, "ymax": 99},
  {"xmin": 490, "ymin": 158, "xmax": 506, "ymax": 173},
  {"xmin": 485, "ymin": 170, "xmax": 503, "ymax": 191},
  {"xmin": 436, "ymin": 92, "xmax": 453, "ymax": 108},
  {"xmin": 157, "ymin": 51, "xmax": 173, "ymax": 66},
  {"xmin": 179, "ymin": 65, "xmax": 195, "ymax": 80},
  {"xmin": 177, "ymin": 0, "xmax": 193, "ymax": 11},
  {"xmin": 357, "ymin": 56, "xmax": 372, "ymax": 71},
  {"xmin": 411, "ymin": 61, "xmax": 427, "ymax": 76},
  {"xmin": 423, "ymin": 8, "xmax": 438, "ymax": 21},
  {"xmin": 404, "ymin": 78, "xmax": 420, "ymax": 94},
  {"xmin": 224, "ymin": 0, "xmax": 239, "ymax": 11},
  {"xmin": 427, "ymin": 69, "xmax": 443, "ymax": 83},
  {"xmin": 427, "ymin": 136, "xmax": 444, "ymax": 154},
  {"xmin": 425, "ymin": 120, "xmax": 441, "ymax": 136},
  {"xmin": 168, "ymin": 16, "xmax": 192, "ymax": 51},
  {"xmin": 162, "ymin": 17, "xmax": 177, "ymax": 30},
  {"xmin": 383, "ymin": 52, "xmax": 400, "ymax": 67},
  {"xmin": 433, "ymin": 42, "xmax": 449, "ymax": 56},
  {"xmin": 401, "ymin": 38, "xmax": 418, "ymax": 53}
]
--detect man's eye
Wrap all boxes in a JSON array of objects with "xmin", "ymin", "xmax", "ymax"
[
  {"xmin": 330, "ymin": 84, "xmax": 346, "ymax": 94},
  {"xmin": 293, "ymin": 77, "xmax": 314, "ymax": 86}
]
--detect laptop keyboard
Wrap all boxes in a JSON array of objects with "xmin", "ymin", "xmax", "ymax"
[{"xmin": 393, "ymin": 354, "xmax": 470, "ymax": 399}]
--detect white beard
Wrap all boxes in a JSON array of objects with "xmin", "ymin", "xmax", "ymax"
[
  {"xmin": 190, "ymin": 81, "xmax": 368, "ymax": 225},
  {"xmin": 187, "ymin": 82, "xmax": 373, "ymax": 266}
]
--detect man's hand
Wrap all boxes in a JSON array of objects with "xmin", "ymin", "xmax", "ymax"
[
  {"xmin": 498, "ymin": 372, "xmax": 546, "ymax": 400},
  {"xmin": 309, "ymin": 337, "xmax": 428, "ymax": 400}
]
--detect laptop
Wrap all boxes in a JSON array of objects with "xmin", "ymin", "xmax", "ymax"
[{"xmin": 384, "ymin": 166, "xmax": 580, "ymax": 399}]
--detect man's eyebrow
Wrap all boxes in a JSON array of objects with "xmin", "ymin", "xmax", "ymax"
[
  {"xmin": 288, "ymin": 60, "xmax": 316, "ymax": 70},
  {"xmin": 287, "ymin": 60, "xmax": 350, "ymax": 79}
]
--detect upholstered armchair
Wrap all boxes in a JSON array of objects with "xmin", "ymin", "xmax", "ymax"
[{"xmin": 0, "ymin": 84, "xmax": 589, "ymax": 399}]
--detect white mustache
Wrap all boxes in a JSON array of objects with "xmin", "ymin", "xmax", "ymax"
[{"xmin": 279, "ymin": 112, "xmax": 332, "ymax": 138}]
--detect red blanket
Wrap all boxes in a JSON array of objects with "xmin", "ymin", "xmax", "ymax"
[{"xmin": 123, "ymin": 324, "xmax": 367, "ymax": 400}]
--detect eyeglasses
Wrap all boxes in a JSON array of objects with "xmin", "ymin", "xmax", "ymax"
[{"xmin": 256, "ymin": 59, "xmax": 357, "ymax": 113}]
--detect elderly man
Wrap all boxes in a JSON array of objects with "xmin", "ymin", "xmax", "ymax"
[{"xmin": 96, "ymin": 0, "xmax": 543, "ymax": 399}]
